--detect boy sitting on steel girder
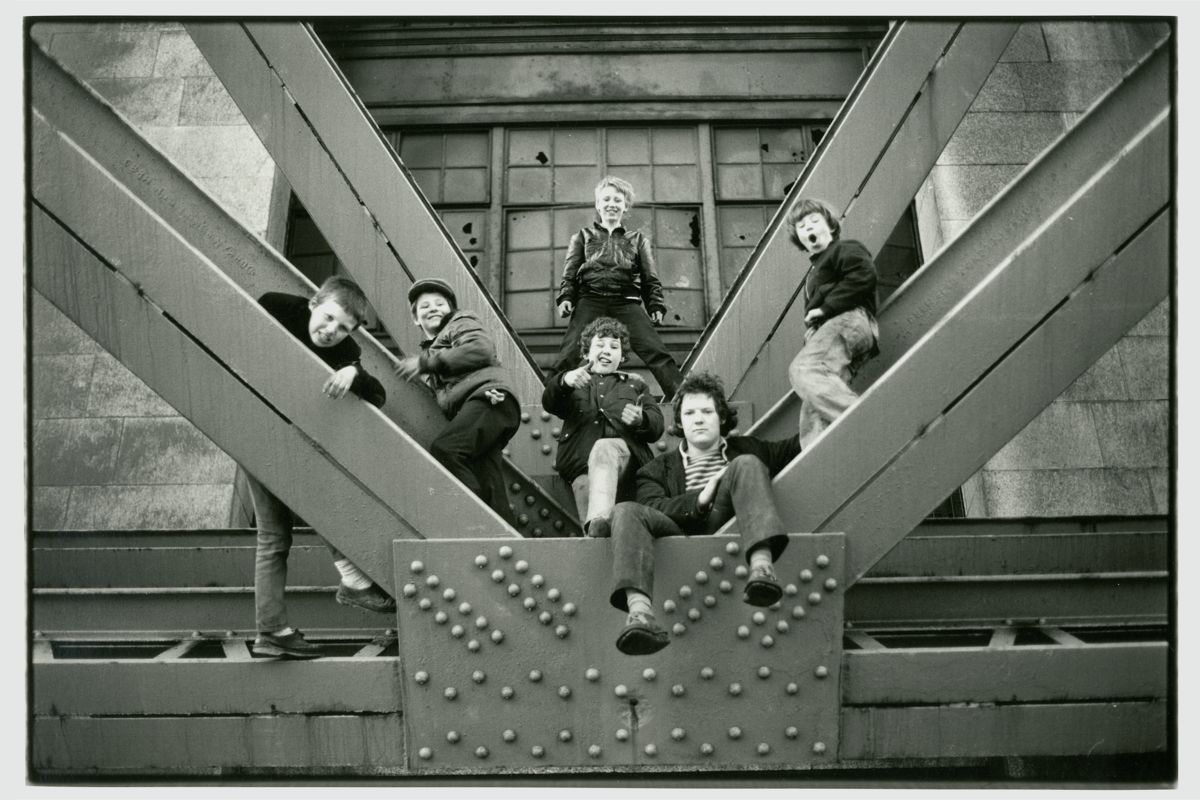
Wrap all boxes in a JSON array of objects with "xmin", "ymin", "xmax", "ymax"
[
  {"xmin": 606, "ymin": 371, "xmax": 801, "ymax": 655},
  {"xmin": 250, "ymin": 276, "xmax": 395, "ymax": 659},
  {"xmin": 541, "ymin": 316, "xmax": 665, "ymax": 538},
  {"xmin": 785, "ymin": 198, "xmax": 880, "ymax": 449}
]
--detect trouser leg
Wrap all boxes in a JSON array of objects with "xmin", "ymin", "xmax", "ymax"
[
  {"xmin": 552, "ymin": 297, "xmax": 605, "ymax": 374},
  {"xmin": 584, "ymin": 438, "xmax": 631, "ymax": 524},
  {"xmin": 429, "ymin": 394, "xmax": 521, "ymax": 525},
  {"xmin": 707, "ymin": 454, "xmax": 789, "ymax": 561},
  {"xmin": 246, "ymin": 472, "xmax": 293, "ymax": 633},
  {"xmin": 789, "ymin": 307, "xmax": 876, "ymax": 448},
  {"xmin": 608, "ymin": 501, "xmax": 685, "ymax": 610},
  {"xmin": 612, "ymin": 301, "xmax": 683, "ymax": 398}
]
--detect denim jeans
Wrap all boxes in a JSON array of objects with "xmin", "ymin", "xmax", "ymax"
[
  {"xmin": 245, "ymin": 472, "xmax": 343, "ymax": 633},
  {"xmin": 789, "ymin": 306, "xmax": 878, "ymax": 449},
  {"xmin": 554, "ymin": 297, "xmax": 683, "ymax": 398},
  {"xmin": 608, "ymin": 454, "xmax": 789, "ymax": 610},
  {"xmin": 570, "ymin": 438, "xmax": 631, "ymax": 524}
]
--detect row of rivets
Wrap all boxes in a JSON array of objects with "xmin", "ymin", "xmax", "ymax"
[{"xmin": 419, "ymin": 738, "xmax": 826, "ymax": 761}]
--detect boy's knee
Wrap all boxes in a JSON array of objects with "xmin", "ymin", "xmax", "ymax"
[
  {"xmin": 728, "ymin": 454, "xmax": 768, "ymax": 476},
  {"xmin": 610, "ymin": 501, "xmax": 642, "ymax": 525},
  {"xmin": 589, "ymin": 438, "xmax": 628, "ymax": 466}
]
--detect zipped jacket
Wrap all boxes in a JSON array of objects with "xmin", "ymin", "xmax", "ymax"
[
  {"xmin": 417, "ymin": 310, "xmax": 513, "ymax": 418},
  {"xmin": 556, "ymin": 222, "xmax": 667, "ymax": 315}
]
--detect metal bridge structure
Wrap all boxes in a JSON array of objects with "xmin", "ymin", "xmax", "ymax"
[{"xmin": 29, "ymin": 21, "xmax": 1172, "ymax": 778}]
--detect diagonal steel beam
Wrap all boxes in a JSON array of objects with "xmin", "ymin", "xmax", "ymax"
[
  {"xmin": 685, "ymin": 21, "xmax": 1017, "ymax": 411},
  {"xmin": 185, "ymin": 21, "xmax": 544, "ymax": 403},
  {"xmin": 30, "ymin": 45, "xmax": 579, "ymax": 537}
]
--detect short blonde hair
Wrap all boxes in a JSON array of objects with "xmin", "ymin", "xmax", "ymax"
[{"xmin": 594, "ymin": 176, "xmax": 635, "ymax": 209}]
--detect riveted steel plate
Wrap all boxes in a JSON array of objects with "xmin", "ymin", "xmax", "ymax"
[{"xmin": 394, "ymin": 533, "xmax": 843, "ymax": 772}]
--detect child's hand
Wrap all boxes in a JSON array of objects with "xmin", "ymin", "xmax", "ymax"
[
  {"xmin": 323, "ymin": 365, "xmax": 358, "ymax": 400},
  {"xmin": 563, "ymin": 365, "xmax": 592, "ymax": 389},
  {"xmin": 619, "ymin": 402, "xmax": 643, "ymax": 426},
  {"xmin": 394, "ymin": 356, "xmax": 422, "ymax": 380},
  {"xmin": 804, "ymin": 308, "xmax": 826, "ymax": 325},
  {"xmin": 484, "ymin": 388, "xmax": 506, "ymax": 405},
  {"xmin": 558, "ymin": 301, "xmax": 574, "ymax": 318},
  {"xmin": 697, "ymin": 467, "xmax": 728, "ymax": 510},
  {"xmin": 649, "ymin": 309, "xmax": 665, "ymax": 324}
]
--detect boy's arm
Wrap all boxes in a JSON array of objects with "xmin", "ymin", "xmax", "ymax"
[
  {"xmin": 762, "ymin": 434, "xmax": 802, "ymax": 474},
  {"xmin": 636, "ymin": 234, "xmax": 668, "ymax": 317},
  {"xmin": 348, "ymin": 362, "xmax": 387, "ymax": 408},
  {"xmin": 629, "ymin": 381, "xmax": 665, "ymax": 442},
  {"xmin": 636, "ymin": 461, "xmax": 707, "ymax": 526},
  {"xmin": 818, "ymin": 241, "xmax": 878, "ymax": 318},
  {"xmin": 541, "ymin": 371, "xmax": 575, "ymax": 417},
  {"xmin": 555, "ymin": 231, "xmax": 586, "ymax": 307},
  {"xmin": 418, "ymin": 316, "xmax": 497, "ymax": 377}
]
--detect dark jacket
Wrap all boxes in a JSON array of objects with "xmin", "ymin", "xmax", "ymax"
[
  {"xmin": 542, "ymin": 369, "xmax": 665, "ymax": 485},
  {"xmin": 636, "ymin": 434, "xmax": 801, "ymax": 534},
  {"xmin": 556, "ymin": 222, "xmax": 667, "ymax": 315},
  {"xmin": 803, "ymin": 238, "xmax": 879, "ymax": 321},
  {"xmin": 258, "ymin": 292, "xmax": 385, "ymax": 408},
  {"xmin": 418, "ymin": 309, "xmax": 514, "ymax": 418}
]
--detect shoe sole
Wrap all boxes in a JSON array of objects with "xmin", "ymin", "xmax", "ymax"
[
  {"xmin": 616, "ymin": 626, "xmax": 670, "ymax": 656},
  {"xmin": 336, "ymin": 594, "xmax": 397, "ymax": 615},
  {"xmin": 743, "ymin": 580, "xmax": 784, "ymax": 607},
  {"xmin": 251, "ymin": 643, "xmax": 322, "ymax": 659}
]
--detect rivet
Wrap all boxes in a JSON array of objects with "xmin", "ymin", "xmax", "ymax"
[
  {"xmin": 547, "ymin": 588, "xmax": 561, "ymax": 602},
  {"xmin": 414, "ymin": 670, "xmax": 429, "ymax": 685},
  {"xmin": 475, "ymin": 745, "xmax": 489, "ymax": 759},
  {"xmin": 531, "ymin": 429, "xmax": 541, "ymax": 440},
  {"xmin": 614, "ymin": 684, "xmax": 629, "ymax": 698},
  {"xmin": 672, "ymin": 684, "xmax": 686, "ymax": 697},
  {"xmin": 385, "ymin": 629, "xmax": 395, "ymax": 637},
  {"xmin": 588, "ymin": 744, "xmax": 602, "ymax": 758},
  {"xmin": 474, "ymin": 555, "xmax": 488, "ymax": 568},
  {"xmin": 725, "ymin": 541, "xmax": 740, "ymax": 555},
  {"xmin": 425, "ymin": 575, "xmax": 440, "ymax": 588},
  {"xmin": 541, "ymin": 445, "xmax": 552, "ymax": 455},
  {"xmin": 418, "ymin": 746, "xmax": 433, "ymax": 760},
  {"xmin": 700, "ymin": 667, "xmax": 714, "ymax": 680},
  {"xmin": 559, "ymin": 729, "xmax": 573, "ymax": 743},
  {"xmin": 190, "ymin": 631, "xmax": 202, "ymax": 639},
  {"xmin": 799, "ymin": 569, "xmax": 813, "ymax": 583},
  {"xmin": 718, "ymin": 580, "xmax": 733, "ymax": 593},
  {"xmin": 491, "ymin": 569, "xmax": 505, "ymax": 583},
  {"xmin": 540, "ymin": 410, "xmax": 551, "ymax": 421},
  {"xmin": 563, "ymin": 602, "xmax": 577, "ymax": 616},
  {"xmin": 553, "ymin": 520, "xmax": 564, "ymax": 530},
  {"xmin": 672, "ymin": 622, "xmax": 687, "ymax": 636},
  {"xmin": 551, "ymin": 425, "xmax": 561, "ymax": 437},
  {"xmin": 515, "ymin": 559, "xmax": 529, "ymax": 574},
  {"xmin": 757, "ymin": 666, "xmax": 771, "ymax": 679},
  {"xmin": 529, "ymin": 669, "xmax": 542, "ymax": 683},
  {"xmin": 757, "ymin": 743, "xmax": 771, "ymax": 756},
  {"xmin": 510, "ymin": 482, "xmax": 521, "ymax": 493},
  {"xmin": 808, "ymin": 592, "xmax": 822, "ymax": 605},
  {"xmin": 534, "ymin": 526, "xmax": 546, "ymax": 538},
  {"xmin": 491, "ymin": 629, "xmax": 505, "ymax": 644},
  {"xmin": 402, "ymin": 584, "xmax": 417, "ymax": 598},
  {"xmin": 815, "ymin": 665, "xmax": 828, "ymax": 679},
  {"xmin": 503, "ymin": 729, "xmax": 517, "ymax": 743},
  {"xmin": 585, "ymin": 667, "xmax": 601, "ymax": 681},
  {"xmin": 663, "ymin": 599, "xmax": 677, "ymax": 613},
  {"xmin": 792, "ymin": 606, "xmax": 806, "ymax": 620},
  {"xmin": 508, "ymin": 583, "xmax": 521, "ymax": 596},
  {"xmin": 710, "ymin": 557, "xmax": 725, "ymax": 571},
  {"xmin": 525, "ymin": 494, "xmax": 536, "ymax": 505},
  {"xmin": 734, "ymin": 565, "xmax": 748, "ymax": 579},
  {"xmin": 776, "ymin": 620, "xmax": 790, "ymax": 634},
  {"xmin": 700, "ymin": 743, "xmax": 714, "ymax": 756},
  {"xmin": 539, "ymin": 611, "xmax": 553, "ymax": 625},
  {"xmin": 559, "ymin": 685, "xmax": 572, "ymax": 699},
  {"xmin": 728, "ymin": 726, "xmax": 743, "ymax": 740},
  {"xmin": 467, "ymin": 639, "xmax": 481, "ymax": 652},
  {"xmin": 442, "ymin": 588, "xmax": 456, "ymax": 602},
  {"xmin": 475, "ymin": 616, "xmax": 489, "ymax": 630},
  {"xmin": 752, "ymin": 611, "xmax": 766, "ymax": 625},
  {"xmin": 644, "ymin": 743, "xmax": 658, "ymax": 757},
  {"xmin": 501, "ymin": 686, "xmax": 515, "ymax": 700},
  {"xmin": 816, "ymin": 554, "xmax": 830, "ymax": 568},
  {"xmin": 520, "ymin": 412, "xmax": 531, "ymax": 423},
  {"xmin": 539, "ymin": 508, "xmax": 551, "ymax": 519},
  {"xmin": 523, "ymin": 597, "xmax": 537, "ymax": 610},
  {"xmin": 531, "ymin": 745, "xmax": 545, "ymax": 758},
  {"xmin": 786, "ymin": 682, "xmax": 799, "ymax": 695},
  {"xmin": 784, "ymin": 583, "xmax": 798, "ymax": 596},
  {"xmin": 459, "ymin": 602, "xmax": 473, "ymax": 615},
  {"xmin": 695, "ymin": 570, "xmax": 709, "ymax": 584},
  {"xmin": 785, "ymin": 726, "xmax": 798, "ymax": 739},
  {"xmin": 728, "ymin": 682, "xmax": 742, "ymax": 696},
  {"xmin": 679, "ymin": 586, "xmax": 692, "ymax": 599},
  {"xmin": 518, "ymin": 514, "xmax": 529, "ymax": 526},
  {"xmin": 444, "ymin": 687, "xmax": 457, "ymax": 700},
  {"xmin": 616, "ymin": 728, "xmax": 630, "ymax": 741},
  {"xmin": 824, "ymin": 578, "xmax": 838, "ymax": 591},
  {"xmin": 642, "ymin": 668, "xmax": 657, "ymax": 682},
  {"xmin": 446, "ymin": 730, "xmax": 460, "ymax": 743},
  {"xmin": 418, "ymin": 598, "xmax": 433, "ymax": 611},
  {"xmin": 410, "ymin": 561, "xmax": 425, "ymax": 574},
  {"xmin": 499, "ymin": 545, "xmax": 513, "ymax": 559},
  {"xmin": 531, "ymin": 574, "xmax": 545, "ymax": 588},
  {"xmin": 434, "ymin": 611, "xmax": 448, "ymax": 625},
  {"xmin": 703, "ymin": 595, "xmax": 717, "ymax": 608},
  {"xmin": 687, "ymin": 608, "xmax": 702, "ymax": 622},
  {"xmin": 761, "ymin": 635, "xmax": 775, "ymax": 648},
  {"xmin": 472, "ymin": 669, "xmax": 486, "ymax": 684},
  {"xmin": 770, "ymin": 601, "xmax": 781, "ymax": 611},
  {"xmin": 555, "ymin": 624, "xmax": 570, "ymax": 638},
  {"xmin": 813, "ymin": 741, "xmax": 827, "ymax": 755},
  {"xmin": 737, "ymin": 625, "xmax": 750, "ymax": 639}
]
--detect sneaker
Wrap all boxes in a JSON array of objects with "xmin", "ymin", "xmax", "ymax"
[
  {"xmin": 584, "ymin": 517, "xmax": 611, "ymax": 539},
  {"xmin": 336, "ymin": 582, "xmax": 397, "ymax": 614},
  {"xmin": 615, "ymin": 608, "xmax": 670, "ymax": 656},
  {"xmin": 252, "ymin": 628, "xmax": 324, "ymax": 659},
  {"xmin": 743, "ymin": 563, "xmax": 784, "ymax": 607}
]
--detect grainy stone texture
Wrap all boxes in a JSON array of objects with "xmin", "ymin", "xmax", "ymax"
[
  {"xmin": 999, "ymin": 23, "xmax": 1050, "ymax": 63},
  {"xmin": 32, "ymin": 355, "xmax": 95, "ymax": 419},
  {"xmin": 112, "ymin": 418, "xmax": 239, "ymax": 484},
  {"xmin": 65, "ymin": 485, "xmax": 235, "ymax": 529},
  {"xmin": 982, "ymin": 468, "xmax": 1158, "ymax": 516}
]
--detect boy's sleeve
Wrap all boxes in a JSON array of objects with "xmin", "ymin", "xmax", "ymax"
[
  {"xmin": 257, "ymin": 292, "xmax": 294, "ymax": 322},
  {"xmin": 636, "ymin": 461, "xmax": 707, "ymax": 526},
  {"xmin": 350, "ymin": 366, "xmax": 387, "ymax": 408},
  {"xmin": 818, "ymin": 241, "xmax": 878, "ymax": 318},
  {"xmin": 636, "ymin": 233, "xmax": 668, "ymax": 316},
  {"xmin": 630, "ymin": 380, "xmax": 664, "ymax": 442},
  {"xmin": 417, "ymin": 316, "xmax": 496, "ymax": 377},
  {"xmin": 541, "ymin": 371, "xmax": 574, "ymax": 417},
  {"xmin": 555, "ymin": 231, "xmax": 586, "ymax": 306},
  {"xmin": 763, "ymin": 434, "xmax": 802, "ymax": 474}
]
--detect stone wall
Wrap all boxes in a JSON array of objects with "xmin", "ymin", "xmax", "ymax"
[
  {"xmin": 913, "ymin": 21, "xmax": 1171, "ymax": 517},
  {"xmin": 30, "ymin": 21, "xmax": 276, "ymax": 529}
]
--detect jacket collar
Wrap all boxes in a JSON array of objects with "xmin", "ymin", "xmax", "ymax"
[
  {"xmin": 678, "ymin": 437, "xmax": 729, "ymax": 465},
  {"xmin": 591, "ymin": 219, "xmax": 627, "ymax": 236}
]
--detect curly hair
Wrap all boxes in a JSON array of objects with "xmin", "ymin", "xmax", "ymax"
[
  {"xmin": 577, "ymin": 316, "xmax": 630, "ymax": 363},
  {"xmin": 786, "ymin": 198, "xmax": 841, "ymax": 250},
  {"xmin": 671, "ymin": 371, "xmax": 739, "ymax": 437},
  {"xmin": 311, "ymin": 275, "xmax": 369, "ymax": 328}
]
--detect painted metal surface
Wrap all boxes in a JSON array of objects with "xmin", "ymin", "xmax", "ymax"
[
  {"xmin": 185, "ymin": 22, "xmax": 544, "ymax": 404},
  {"xmin": 392, "ymin": 535, "xmax": 844, "ymax": 772}
]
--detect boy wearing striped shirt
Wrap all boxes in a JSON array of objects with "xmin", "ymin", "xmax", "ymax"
[{"xmin": 605, "ymin": 371, "xmax": 801, "ymax": 655}]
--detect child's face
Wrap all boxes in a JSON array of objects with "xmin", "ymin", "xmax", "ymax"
[
  {"xmin": 794, "ymin": 212, "xmax": 834, "ymax": 255},
  {"xmin": 307, "ymin": 298, "xmax": 358, "ymax": 348},
  {"xmin": 679, "ymin": 392, "xmax": 722, "ymax": 451},
  {"xmin": 412, "ymin": 291, "xmax": 453, "ymax": 336},
  {"xmin": 594, "ymin": 185, "xmax": 628, "ymax": 226},
  {"xmin": 585, "ymin": 335, "xmax": 623, "ymax": 374}
]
